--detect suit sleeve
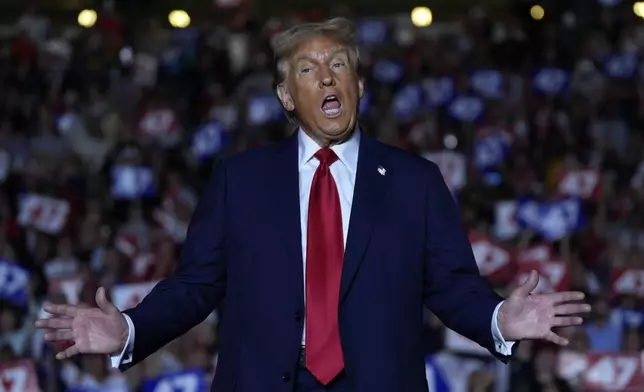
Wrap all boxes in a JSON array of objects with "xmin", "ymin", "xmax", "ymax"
[
  {"xmin": 120, "ymin": 160, "xmax": 229, "ymax": 370},
  {"xmin": 421, "ymin": 162, "xmax": 511, "ymax": 361}
]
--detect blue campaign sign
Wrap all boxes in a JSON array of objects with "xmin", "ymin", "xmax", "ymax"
[
  {"xmin": 532, "ymin": 67, "xmax": 569, "ymax": 95},
  {"xmin": 423, "ymin": 76, "xmax": 454, "ymax": 108},
  {"xmin": 474, "ymin": 129, "xmax": 511, "ymax": 171},
  {"xmin": 392, "ymin": 83, "xmax": 423, "ymax": 120},
  {"xmin": 372, "ymin": 59, "xmax": 403, "ymax": 84},
  {"xmin": 470, "ymin": 69, "xmax": 504, "ymax": 99},
  {"xmin": 142, "ymin": 369, "xmax": 206, "ymax": 392},
  {"xmin": 604, "ymin": 53, "xmax": 638, "ymax": 79},
  {"xmin": 357, "ymin": 19, "xmax": 387, "ymax": 45},
  {"xmin": 247, "ymin": 95, "xmax": 284, "ymax": 126},
  {"xmin": 0, "ymin": 259, "xmax": 29, "ymax": 306},
  {"xmin": 447, "ymin": 95, "xmax": 484, "ymax": 123},
  {"xmin": 192, "ymin": 121, "xmax": 228, "ymax": 162},
  {"xmin": 515, "ymin": 197, "xmax": 584, "ymax": 241},
  {"xmin": 111, "ymin": 165, "xmax": 157, "ymax": 200}
]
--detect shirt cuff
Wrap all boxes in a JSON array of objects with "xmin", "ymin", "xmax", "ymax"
[
  {"xmin": 109, "ymin": 313, "xmax": 135, "ymax": 369},
  {"xmin": 491, "ymin": 301, "xmax": 515, "ymax": 356}
]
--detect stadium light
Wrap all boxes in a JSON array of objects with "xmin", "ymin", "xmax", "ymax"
[
  {"xmin": 411, "ymin": 7, "xmax": 433, "ymax": 28},
  {"xmin": 77, "ymin": 9, "xmax": 97, "ymax": 28},
  {"xmin": 634, "ymin": 2, "xmax": 644, "ymax": 18},
  {"xmin": 169, "ymin": 10, "xmax": 191, "ymax": 28},
  {"xmin": 530, "ymin": 5, "xmax": 545, "ymax": 21}
]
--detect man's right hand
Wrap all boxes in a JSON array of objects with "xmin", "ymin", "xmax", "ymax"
[{"xmin": 35, "ymin": 287, "xmax": 129, "ymax": 360}]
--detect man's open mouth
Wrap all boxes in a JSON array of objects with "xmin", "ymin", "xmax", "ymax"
[{"xmin": 321, "ymin": 94, "xmax": 342, "ymax": 118}]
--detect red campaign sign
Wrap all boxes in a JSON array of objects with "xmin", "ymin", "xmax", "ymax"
[
  {"xmin": 558, "ymin": 170, "xmax": 601, "ymax": 200},
  {"xmin": 514, "ymin": 261, "xmax": 569, "ymax": 293},
  {"xmin": 612, "ymin": 269, "xmax": 644, "ymax": 297},
  {"xmin": 557, "ymin": 351, "xmax": 644, "ymax": 391},
  {"xmin": 517, "ymin": 244, "xmax": 554, "ymax": 264},
  {"xmin": 469, "ymin": 234, "xmax": 515, "ymax": 284},
  {"xmin": 0, "ymin": 360, "xmax": 40, "ymax": 392}
]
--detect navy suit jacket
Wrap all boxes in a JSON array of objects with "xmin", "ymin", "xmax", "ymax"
[{"xmin": 122, "ymin": 132, "xmax": 508, "ymax": 392}]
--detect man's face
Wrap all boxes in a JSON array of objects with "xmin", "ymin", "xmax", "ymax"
[{"xmin": 277, "ymin": 35, "xmax": 364, "ymax": 146}]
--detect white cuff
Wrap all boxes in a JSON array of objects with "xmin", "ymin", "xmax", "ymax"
[
  {"xmin": 109, "ymin": 313, "xmax": 135, "ymax": 369},
  {"xmin": 491, "ymin": 301, "xmax": 515, "ymax": 356}
]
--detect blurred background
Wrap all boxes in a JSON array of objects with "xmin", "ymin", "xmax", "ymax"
[{"xmin": 0, "ymin": 0, "xmax": 643, "ymax": 391}]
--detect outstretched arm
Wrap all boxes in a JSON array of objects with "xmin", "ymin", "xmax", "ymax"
[
  {"xmin": 421, "ymin": 162, "xmax": 511, "ymax": 360},
  {"xmin": 421, "ymin": 162, "xmax": 590, "ymax": 359},
  {"xmin": 120, "ymin": 160, "xmax": 230, "ymax": 369}
]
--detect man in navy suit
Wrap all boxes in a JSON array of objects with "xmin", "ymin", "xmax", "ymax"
[{"xmin": 37, "ymin": 18, "xmax": 589, "ymax": 392}]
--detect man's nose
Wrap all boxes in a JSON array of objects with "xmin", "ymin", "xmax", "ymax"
[{"xmin": 318, "ymin": 70, "xmax": 335, "ymax": 88}]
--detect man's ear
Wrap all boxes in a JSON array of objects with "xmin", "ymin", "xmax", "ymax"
[
  {"xmin": 358, "ymin": 78, "xmax": 364, "ymax": 99},
  {"xmin": 276, "ymin": 84, "xmax": 295, "ymax": 111}
]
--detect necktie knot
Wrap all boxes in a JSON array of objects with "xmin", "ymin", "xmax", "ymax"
[{"xmin": 314, "ymin": 148, "xmax": 339, "ymax": 167}]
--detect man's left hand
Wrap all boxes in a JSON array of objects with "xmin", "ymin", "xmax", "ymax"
[{"xmin": 497, "ymin": 270, "xmax": 591, "ymax": 345}]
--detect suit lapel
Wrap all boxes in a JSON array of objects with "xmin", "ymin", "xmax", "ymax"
[
  {"xmin": 340, "ymin": 134, "xmax": 390, "ymax": 303},
  {"xmin": 267, "ymin": 132, "xmax": 305, "ymax": 301}
]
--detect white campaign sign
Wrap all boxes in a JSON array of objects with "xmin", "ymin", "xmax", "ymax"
[
  {"xmin": 152, "ymin": 372, "xmax": 201, "ymax": 392},
  {"xmin": 585, "ymin": 356, "xmax": 638, "ymax": 389},
  {"xmin": 17, "ymin": 194, "xmax": 70, "ymax": 234},
  {"xmin": 558, "ymin": 170, "xmax": 600, "ymax": 199},
  {"xmin": 111, "ymin": 281, "xmax": 159, "ymax": 311},
  {"xmin": 0, "ymin": 361, "xmax": 39, "ymax": 392},
  {"xmin": 422, "ymin": 151, "xmax": 467, "ymax": 191},
  {"xmin": 471, "ymin": 240, "xmax": 511, "ymax": 277}
]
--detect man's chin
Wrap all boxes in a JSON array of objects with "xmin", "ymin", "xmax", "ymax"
[
  {"xmin": 318, "ymin": 120, "xmax": 356, "ymax": 143},
  {"xmin": 300, "ymin": 116, "xmax": 357, "ymax": 142}
]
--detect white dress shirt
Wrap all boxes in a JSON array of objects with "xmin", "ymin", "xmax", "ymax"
[{"xmin": 110, "ymin": 129, "xmax": 514, "ymax": 368}]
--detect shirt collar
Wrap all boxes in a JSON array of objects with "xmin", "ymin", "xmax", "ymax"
[{"xmin": 297, "ymin": 127, "xmax": 360, "ymax": 174}]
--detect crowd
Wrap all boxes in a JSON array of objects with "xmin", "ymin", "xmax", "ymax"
[{"xmin": 0, "ymin": 0, "xmax": 643, "ymax": 391}]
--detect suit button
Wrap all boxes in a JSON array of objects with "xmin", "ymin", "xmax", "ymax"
[
  {"xmin": 282, "ymin": 372, "xmax": 291, "ymax": 382},
  {"xmin": 294, "ymin": 311, "xmax": 303, "ymax": 321}
]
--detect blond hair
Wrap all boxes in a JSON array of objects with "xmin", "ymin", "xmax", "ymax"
[{"xmin": 270, "ymin": 17, "xmax": 360, "ymax": 86}]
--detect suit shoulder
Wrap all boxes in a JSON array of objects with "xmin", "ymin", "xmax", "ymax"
[{"xmin": 219, "ymin": 142, "xmax": 283, "ymax": 171}]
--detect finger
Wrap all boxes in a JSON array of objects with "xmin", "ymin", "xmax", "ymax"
[
  {"xmin": 35, "ymin": 317, "xmax": 73, "ymax": 330},
  {"xmin": 549, "ymin": 291, "xmax": 586, "ymax": 304},
  {"xmin": 552, "ymin": 316, "xmax": 584, "ymax": 327},
  {"xmin": 512, "ymin": 270, "xmax": 539, "ymax": 299},
  {"xmin": 45, "ymin": 330, "xmax": 74, "ymax": 342},
  {"xmin": 545, "ymin": 331, "xmax": 569, "ymax": 346},
  {"xmin": 554, "ymin": 303, "xmax": 591, "ymax": 315},
  {"xmin": 55, "ymin": 344, "xmax": 80, "ymax": 360},
  {"xmin": 43, "ymin": 303, "xmax": 78, "ymax": 317},
  {"xmin": 95, "ymin": 287, "xmax": 118, "ymax": 315}
]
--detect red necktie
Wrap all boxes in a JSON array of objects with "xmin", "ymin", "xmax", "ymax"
[{"xmin": 305, "ymin": 148, "xmax": 345, "ymax": 384}]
